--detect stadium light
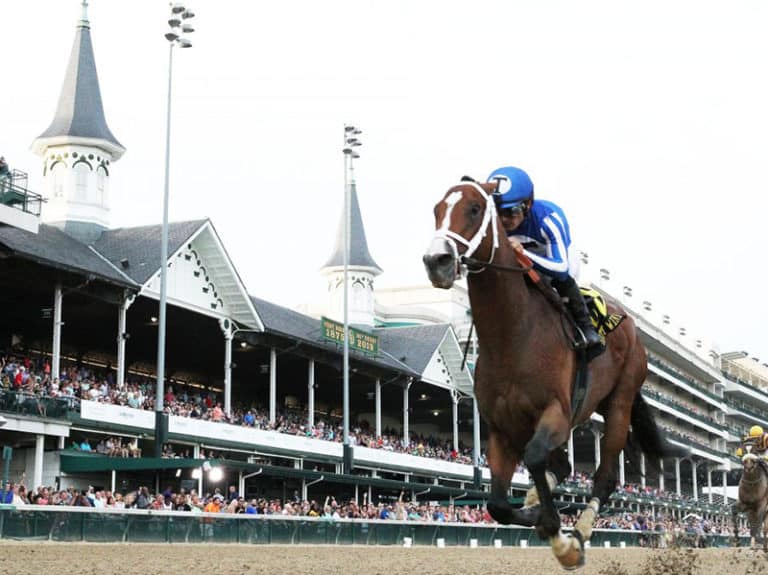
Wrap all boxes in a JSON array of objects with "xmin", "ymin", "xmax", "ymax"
[
  {"xmin": 156, "ymin": 3, "xmax": 195, "ymax": 457},
  {"xmin": 208, "ymin": 466, "xmax": 223, "ymax": 482},
  {"xmin": 341, "ymin": 124, "xmax": 362, "ymax": 474}
]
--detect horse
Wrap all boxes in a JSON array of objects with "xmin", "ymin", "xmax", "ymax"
[
  {"xmin": 423, "ymin": 179, "xmax": 682, "ymax": 569},
  {"xmin": 732, "ymin": 452, "xmax": 768, "ymax": 549}
]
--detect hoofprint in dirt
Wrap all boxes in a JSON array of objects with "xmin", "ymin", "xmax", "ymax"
[{"xmin": 0, "ymin": 544, "xmax": 768, "ymax": 575}]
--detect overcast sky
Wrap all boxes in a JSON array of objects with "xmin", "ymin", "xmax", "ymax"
[{"xmin": 3, "ymin": 1, "xmax": 768, "ymax": 363}]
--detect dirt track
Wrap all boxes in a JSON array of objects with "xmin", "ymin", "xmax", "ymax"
[{"xmin": 0, "ymin": 543, "xmax": 767, "ymax": 575}]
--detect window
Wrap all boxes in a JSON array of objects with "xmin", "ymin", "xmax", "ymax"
[{"xmin": 74, "ymin": 163, "xmax": 89, "ymax": 201}]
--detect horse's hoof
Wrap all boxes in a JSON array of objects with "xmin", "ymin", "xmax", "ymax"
[
  {"xmin": 551, "ymin": 532, "xmax": 585, "ymax": 571},
  {"xmin": 511, "ymin": 505, "xmax": 541, "ymax": 527}
]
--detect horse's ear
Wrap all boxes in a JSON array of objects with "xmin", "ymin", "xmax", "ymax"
[{"xmin": 460, "ymin": 175, "xmax": 476, "ymax": 183}]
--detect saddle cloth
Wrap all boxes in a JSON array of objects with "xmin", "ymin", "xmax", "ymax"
[{"xmin": 580, "ymin": 287, "xmax": 626, "ymax": 346}]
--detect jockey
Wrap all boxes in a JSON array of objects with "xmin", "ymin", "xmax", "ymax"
[
  {"xmin": 487, "ymin": 166, "xmax": 601, "ymax": 349},
  {"xmin": 742, "ymin": 425, "xmax": 768, "ymax": 458}
]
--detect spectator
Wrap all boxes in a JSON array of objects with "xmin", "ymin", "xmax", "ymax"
[{"xmin": 0, "ymin": 157, "xmax": 9, "ymax": 191}]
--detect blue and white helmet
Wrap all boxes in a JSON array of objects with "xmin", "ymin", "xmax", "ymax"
[{"xmin": 487, "ymin": 166, "xmax": 534, "ymax": 209}]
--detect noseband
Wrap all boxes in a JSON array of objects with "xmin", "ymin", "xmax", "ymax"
[
  {"xmin": 431, "ymin": 181, "xmax": 533, "ymax": 277},
  {"xmin": 431, "ymin": 181, "xmax": 500, "ymax": 278}
]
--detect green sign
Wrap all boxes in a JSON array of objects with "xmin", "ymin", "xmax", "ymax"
[{"xmin": 321, "ymin": 317, "xmax": 379, "ymax": 355}]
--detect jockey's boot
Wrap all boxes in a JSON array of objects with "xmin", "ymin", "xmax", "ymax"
[{"xmin": 553, "ymin": 276, "xmax": 602, "ymax": 350}]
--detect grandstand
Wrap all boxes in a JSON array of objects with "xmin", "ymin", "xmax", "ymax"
[{"xmin": 0, "ymin": 2, "xmax": 763, "ymax": 543}]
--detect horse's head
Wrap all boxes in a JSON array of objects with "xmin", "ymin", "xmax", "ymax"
[
  {"xmin": 423, "ymin": 179, "xmax": 500, "ymax": 289},
  {"xmin": 743, "ymin": 452, "xmax": 761, "ymax": 474}
]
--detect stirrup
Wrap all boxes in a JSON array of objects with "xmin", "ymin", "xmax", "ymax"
[{"xmin": 574, "ymin": 325, "xmax": 599, "ymax": 350}]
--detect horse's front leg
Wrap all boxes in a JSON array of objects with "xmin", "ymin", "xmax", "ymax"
[
  {"xmin": 485, "ymin": 430, "xmax": 521, "ymax": 525},
  {"xmin": 731, "ymin": 503, "xmax": 742, "ymax": 547},
  {"xmin": 524, "ymin": 403, "xmax": 582, "ymax": 569},
  {"xmin": 522, "ymin": 447, "xmax": 572, "ymax": 508},
  {"xmin": 748, "ymin": 510, "xmax": 760, "ymax": 547}
]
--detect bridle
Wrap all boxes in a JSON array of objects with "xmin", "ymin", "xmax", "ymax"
[{"xmin": 431, "ymin": 181, "xmax": 532, "ymax": 277}]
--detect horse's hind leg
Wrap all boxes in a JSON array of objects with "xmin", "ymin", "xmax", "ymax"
[
  {"xmin": 485, "ymin": 429, "xmax": 521, "ymax": 525},
  {"xmin": 576, "ymin": 395, "xmax": 634, "ymax": 544}
]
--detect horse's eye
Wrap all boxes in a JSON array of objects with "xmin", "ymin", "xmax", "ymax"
[{"xmin": 470, "ymin": 203, "xmax": 482, "ymax": 217}]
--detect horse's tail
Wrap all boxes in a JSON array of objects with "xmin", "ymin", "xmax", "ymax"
[{"xmin": 629, "ymin": 392, "xmax": 690, "ymax": 461}]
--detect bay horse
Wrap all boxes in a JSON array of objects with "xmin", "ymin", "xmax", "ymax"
[
  {"xmin": 423, "ymin": 180, "xmax": 681, "ymax": 569},
  {"xmin": 732, "ymin": 452, "xmax": 768, "ymax": 549}
]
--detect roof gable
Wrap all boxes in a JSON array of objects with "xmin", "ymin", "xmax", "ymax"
[
  {"xmin": 375, "ymin": 324, "xmax": 473, "ymax": 392},
  {"xmin": 95, "ymin": 220, "xmax": 262, "ymax": 328},
  {"xmin": 92, "ymin": 220, "xmax": 206, "ymax": 285}
]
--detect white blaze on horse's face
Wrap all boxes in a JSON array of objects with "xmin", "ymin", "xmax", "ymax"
[
  {"xmin": 743, "ymin": 452, "xmax": 759, "ymax": 469},
  {"xmin": 428, "ymin": 191, "xmax": 463, "ymax": 257},
  {"xmin": 423, "ymin": 182, "xmax": 500, "ymax": 289}
]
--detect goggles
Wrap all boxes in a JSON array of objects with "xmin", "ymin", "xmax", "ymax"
[{"xmin": 498, "ymin": 205, "xmax": 525, "ymax": 219}]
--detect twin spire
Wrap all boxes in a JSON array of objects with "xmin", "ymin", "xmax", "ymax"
[
  {"xmin": 31, "ymin": 0, "xmax": 124, "ymax": 158},
  {"xmin": 323, "ymin": 179, "xmax": 382, "ymax": 274}
]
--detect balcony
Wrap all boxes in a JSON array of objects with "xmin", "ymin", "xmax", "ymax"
[
  {"xmin": 0, "ymin": 170, "xmax": 42, "ymax": 216},
  {"xmin": 642, "ymin": 388, "xmax": 726, "ymax": 432},
  {"xmin": 647, "ymin": 356, "xmax": 722, "ymax": 403}
]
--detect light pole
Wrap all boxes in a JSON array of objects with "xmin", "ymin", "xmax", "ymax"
[
  {"xmin": 342, "ymin": 125, "xmax": 361, "ymax": 474},
  {"xmin": 156, "ymin": 3, "xmax": 195, "ymax": 457}
]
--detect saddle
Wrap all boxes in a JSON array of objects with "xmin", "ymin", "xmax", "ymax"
[{"xmin": 514, "ymin": 248, "xmax": 626, "ymax": 422}]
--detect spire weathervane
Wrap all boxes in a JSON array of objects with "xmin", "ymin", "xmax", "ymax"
[{"xmin": 79, "ymin": 0, "xmax": 90, "ymax": 28}]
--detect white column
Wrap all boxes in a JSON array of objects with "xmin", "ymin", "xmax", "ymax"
[
  {"xmin": 33, "ymin": 434, "xmax": 44, "ymax": 489},
  {"xmin": 593, "ymin": 428, "xmax": 602, "ymax": 468},
  {"xmin": 52, "ymin": 283, "xmax": 63, "ymax": 381},
  {"xmin": 116, "ymin": 294, "xmax": 129, "ymax": 389},
  {"xmin": 308, "ymin": 360, "xmax": 315, "ymax": 429},
  {"xmin": 375, "ymin": 378, "xmax": 381, "ymax": 438},
  {"xmin": 238, "ymin": 471, "xmax": 244, "ymax": 498},
  {"xmin": 269, "ymin": 347, "xmax": 277, "ymax": 423},
  {"xmin": 403, "ymin": 381, "xmax": 410, "ymax": 445},
  {"xmin": 722, "ymin": 470, "xmax": 728, "ymax": 501},
  {"xmin": 707, "ymin": 467, "xmax": 712, "ymax": 503},
  {"xmin": 472, "ymin": 397, "xmax": 481, "ymax": 466},
  {"xmin": 111, "ymin": 469, "xmax": 116, "ymax": 493},
  {"xmin": 659, "ymin": 459, "xmax": 665, "ymax": 492},
  {"xmin": 194, "ymin": 444, "xmax": 202, "ymax": 494},
  {"xmin": 223, "ymin": 326, "xmax": 233, "ymax": 416},
  {"xmin": 568, "ymin": 430, "xmax": 575, "ymax": 474},
  {"xmin": 675, "ymin": 457, "xmax": 681, "ymax": 495},
  {"xmin": 619, "ymin": 450, "xmax": 625, "ymax": 486},
  {"xmin": 640, "ymin": 453, "xmax": 646, "ymax": 488},
  {"xmin": 451, "ymin": 390, "xmax": 460, "ymax": 453},
  {"xmin": 691, "ymin": 460, "xmax": 698, "ymax": 500}
]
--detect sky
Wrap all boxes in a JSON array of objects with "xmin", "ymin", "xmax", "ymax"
[{"xmin": 2, "ymin": 1, "xmax": 768, "ymax": 363}]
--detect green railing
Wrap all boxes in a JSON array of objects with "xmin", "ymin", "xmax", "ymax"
[
  {"xmin": 647, "ymin": 357, "xmax": 722, "ymax": 402},
  {"xmin": 642, "ymin": 389, "xmax": 726, "ymax": 431},
  {"xmin": 0, "ymin": 390, "xmax": 72, "ymax": 419},
  {"xmin": 0, "ymin": 506, "xmax": 745, "ymax": 547}
]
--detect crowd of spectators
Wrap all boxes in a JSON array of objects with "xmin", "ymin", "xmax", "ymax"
[
  {"xmin": 0, "ymin": 480, "xmax": 748, "ymax": 541},
  {"xmin": 0, "ymin": 352, "xmax": 482, "ymax": 466},
  {"xmin": 562, "ymin": 473, "xmax": 712, "ymax": 506},
  {"xmin": 0, "ymin": 352, "xmax": 741, "ymax": 526}
]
